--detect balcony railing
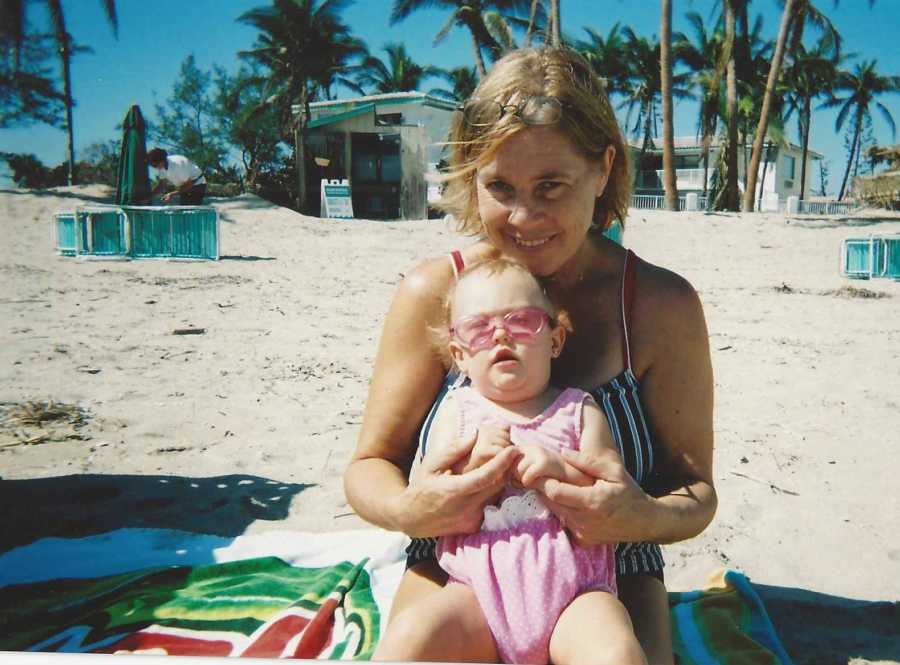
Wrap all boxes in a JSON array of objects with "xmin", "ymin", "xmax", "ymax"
[{"xmin": 636, "ymin": 168, "xmax": 709, "ymax": 190}]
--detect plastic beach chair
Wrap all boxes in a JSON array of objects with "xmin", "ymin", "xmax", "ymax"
[
  {"xmin": 75, "ymin": 206, "xmax": 127, "ymax": 256},
  {"xmin": 54, "ymin": 212, "xmax": 77, "ymax": 256},
  {"xmin": 840, "ymin": 235, "xmax": 900, "ymax": 280},
  {"xmin": 123, "ymin": 205, "xmax": 219, "ymax": 260}
]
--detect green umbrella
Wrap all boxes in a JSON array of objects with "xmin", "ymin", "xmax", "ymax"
[{"xmin": 115, "ymin": 104, "xmax": 151, "ymax": 205}]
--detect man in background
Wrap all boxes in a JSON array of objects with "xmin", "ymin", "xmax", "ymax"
[{"xmin": 147, "ymin": 148, "xmax": 207, "ymax": 205}]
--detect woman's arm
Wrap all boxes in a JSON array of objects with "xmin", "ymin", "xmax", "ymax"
[
  {"xmin": 542, "ymin": 269, "xmax": 717, "ymax": 546},
  {"xmin": 344, "ymin": 258, "xmax": 519, "ymax": 538}
]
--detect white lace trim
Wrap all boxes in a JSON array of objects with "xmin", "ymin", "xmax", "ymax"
[{"xmin": 482, "ymin": 489, "xmax": 551, "ymax": 531}]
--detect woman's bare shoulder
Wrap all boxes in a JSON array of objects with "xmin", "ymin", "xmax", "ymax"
[
  {"xmin": 633, "ymin": 255, "xmax": 704, "ymax": 320},
  {"xmin": 630, "ymin": 255, "xmax": 709, "ymax": 370}
]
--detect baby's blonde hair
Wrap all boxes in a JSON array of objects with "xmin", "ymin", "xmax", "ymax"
[{"xmin": 429, "ymin": 257, "xmax": 556, "ymax": 369}]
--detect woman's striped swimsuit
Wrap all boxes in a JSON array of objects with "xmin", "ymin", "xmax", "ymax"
[{"xmin": 406, "ymin": 249, "xmax": 664, "ymax": 580}]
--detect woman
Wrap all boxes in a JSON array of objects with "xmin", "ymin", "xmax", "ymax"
[{"xmin": 344, "ymin": 47, "xmax": 716, "ymax": 664}]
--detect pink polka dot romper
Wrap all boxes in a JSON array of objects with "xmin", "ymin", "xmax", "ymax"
[{"xmin": 436, "ymin": 386, "xmax": 618, "ymax": 665}]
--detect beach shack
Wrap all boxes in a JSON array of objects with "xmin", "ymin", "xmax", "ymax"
[
  {"xmin": 631, "ymin": 136, "xmax": 822, "ymax": 209},
  {"xmin": 292, "ymin": 92, "xmax": 457, "ymax": 220}
]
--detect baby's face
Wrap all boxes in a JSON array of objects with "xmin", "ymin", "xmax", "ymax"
[{"xmin": 449, "ymin": 269, "xmax": 564, "ymax": 403}]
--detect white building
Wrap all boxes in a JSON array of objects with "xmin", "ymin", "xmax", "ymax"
[{"xmin": 631, "ymin": 136, "xmax": 823, "ymax": 209}]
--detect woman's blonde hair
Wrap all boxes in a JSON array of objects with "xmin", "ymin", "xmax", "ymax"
[{"xmin": 437, "ymin": 47, "xmax": 632, "ymax": 235}]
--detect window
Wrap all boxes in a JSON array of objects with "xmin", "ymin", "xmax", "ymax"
[
  {"xmin": 784, "ymin": 154, "xmax": 796, "ymax": 179},
  {"xmin": 376, "ymin": 112, "xmax": 403, "ymax": 126}
]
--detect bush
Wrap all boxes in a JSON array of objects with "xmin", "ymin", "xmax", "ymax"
[
  {"xmin": 205, "ymin": 181, "xmax": 243, "ymax": 197},
  {"xmin": 1, "ymin": 152, "xmax": 52, "ymax": 188},
  {"xmin": 1, "ymin": 149, "xmax": 118, "ymax": 189}
]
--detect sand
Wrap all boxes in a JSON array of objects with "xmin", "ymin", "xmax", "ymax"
[{"xmin": 1, "ymin": 185, "xmax": 899, "ymax": 663}]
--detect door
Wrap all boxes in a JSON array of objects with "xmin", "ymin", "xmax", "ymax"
[{"xmin": 350, "ymin": 133, "xmax": 401, "ymax": 219}]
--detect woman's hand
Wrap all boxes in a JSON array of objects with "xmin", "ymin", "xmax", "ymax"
[
  {"xmin": 402, "ymin": 427, "xmax": 522, "ymax": 538},
  {"xmin": 539, "ymin": 448, "xmax": 659, "ymax": 546}
]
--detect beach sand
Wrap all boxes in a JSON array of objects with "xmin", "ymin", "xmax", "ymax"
[{"xmin": 1, "ymin": 185, "xmax": 899, "ymax": 663}]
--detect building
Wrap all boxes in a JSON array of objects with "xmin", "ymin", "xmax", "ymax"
[
  {"xmin": 631, "ymin": 136, "xmax": 823, "ymax": 209},
  {"xmin": 292, "ymin": 92, "xmax": 457, "ymax": 220}
]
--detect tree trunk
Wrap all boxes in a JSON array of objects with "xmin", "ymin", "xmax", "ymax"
[
  {"xmin": 743, "ymin": 0, "xmax": 794, "ymax": 211},
  {"xmin": 60, "ymin": 39, "xmax": 75, "ymax": 185},
  {"xmin": 660, "ymin": 0, "xmax": 678, "ymax": 211},
  {"xmin": 295, "ymin": 85, "xmax": 309, "ymax": 212},
  {"xmin": 799, "ymin": 96, "xmax": 811, "ymax": 201},
  {"xmin": 838, "ymin": 114, "xmax": 861, "ymax": 201},
  {"xmin": 550, "ymin": 0, "xmax": 561, "ymax": 47},
  {"xmin": 757, "ymin": 141, "xmax": 771, "ymax": 209},
  {"xmin": 470, "ymin": 29, "xmax": 487, "ymax": 78},
  {"xmin": 723, "ymin": 0, "xmax": 740, "ymax": 211},
  {"xmin": 524, "ymin": 0, "xmax": 540, "ymax": 47}
]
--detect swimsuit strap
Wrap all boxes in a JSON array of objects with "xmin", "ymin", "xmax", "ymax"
[
  {"xmin": 449, "ymin": 250, "xmax": 465, "ymax": 280},
  {"xmin": 621, "ymin": 249, "xmax": 637, "ymax": 372}
]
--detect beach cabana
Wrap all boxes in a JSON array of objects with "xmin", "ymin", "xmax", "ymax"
[{"xmin": 295, "ymin": 92, "xmax": 456, "ymax": 220}]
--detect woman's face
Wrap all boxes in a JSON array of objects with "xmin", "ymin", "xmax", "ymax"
[{"xmin": 475, "ymin": 126, "xmax": 615, "ymax": 277}]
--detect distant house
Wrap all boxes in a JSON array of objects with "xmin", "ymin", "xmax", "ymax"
[
  {"xmin": 292, "ymin": 92, "xmax": 456, "ymax": 220},
  {"xmin": 630, "ymin": 136, "xmax": 823, "ymax": 208}
]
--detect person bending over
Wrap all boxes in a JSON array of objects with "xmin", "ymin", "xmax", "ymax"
[{"xmin": 147, "ymin": 148, "xmax": 206, "ymax": 205}]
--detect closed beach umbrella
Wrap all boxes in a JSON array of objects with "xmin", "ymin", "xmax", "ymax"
[{"xmin": 115, "ymin": 104, "xmax": 151, "ymax": 205}]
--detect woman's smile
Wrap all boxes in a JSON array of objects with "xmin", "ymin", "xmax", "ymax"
[{"xmin": 508, "ymin": 232, "xmax": 557, "ymax": 250}]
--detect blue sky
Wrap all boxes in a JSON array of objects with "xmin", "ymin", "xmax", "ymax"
[{"xmin": 1, "ymin": 0, "xmax": 898, "ymax": 195}]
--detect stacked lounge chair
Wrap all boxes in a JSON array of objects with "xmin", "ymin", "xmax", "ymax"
[
  {"xmin": 54, "ymin": 204, "xmax": 219, "ymax": 260},
  {"xmin": 840, "ymin": 234, "xmax": 900, "ymax": 280}
]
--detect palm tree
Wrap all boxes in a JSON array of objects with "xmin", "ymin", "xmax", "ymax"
[
  {"xmin": 821, "ymin": 60, "xmax": 900, "ymax": 200},
  {"xmin": 620, "ymin": 27, "xmax": 692, "ymax": 189},
  {"xmin": 742, "ymin": 0, "xmax": 795, "ymax": 211},
  {"xmin": 389, "ymin": 0, "xmax": 530, "ymax": 78},
  {"xmin": 673, "ymin": 11, "xmax": 722, "ymax": 195},
  {"xmin": 782, "ymin": 37, "xmax": 840, "ymax": 200},
  {"xmin": 430, "ymin": 65, "xmax": 479, "ymax": 102},
  {"xmin": 574, "ymin": 24, "xmax": 630, "ymax": 97},
  {"xmin": 350, "ymin": 43, "xmax": 437, "ymax": 94},
  {"xmin": 548, "ymin": 0, "xmax": 561, "ymax": 47},
  {"xmin": 660, "ymin": 0, "xmax": 678, "ymax": 211},
  {"xmin": 4, "ymin": 0, "xmax": 119, "ymax": 185},
  {"xmin": 238, "ymin": 0, "xmax": 364, "ymax": 212},
  {"xmin": 715, "ymin": 0, "xmax": 740, "ymax": 211}
]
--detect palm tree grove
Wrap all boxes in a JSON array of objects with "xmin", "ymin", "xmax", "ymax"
[{"xmin": 2, "ymin": 0, "xmax": 898, "ymax": 212}]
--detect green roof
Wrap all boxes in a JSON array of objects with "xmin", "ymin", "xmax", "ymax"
[{"xmin": 307, "ymin": 103, "xmax": 375, "ymax": 129}]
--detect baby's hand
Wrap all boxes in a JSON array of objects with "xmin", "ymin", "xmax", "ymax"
[
  {"xmin": 514, "ymin": 445, "xmax": 568, "ymax": 489},
  {"xmin": 452, "ymin": 425, "xmax": 513, "ymax": 475}
]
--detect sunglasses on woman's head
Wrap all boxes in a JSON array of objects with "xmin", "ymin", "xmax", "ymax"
[
  {"xmin": 450, "ymin": 306, "xmax": 552, "ymax": 352},
  {"xmin": 457, "ymin": 96, "xmax": 571, "ymax": 128}
]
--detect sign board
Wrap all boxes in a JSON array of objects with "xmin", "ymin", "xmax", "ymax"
[{"xmin": 321, "ymin": 179, "xmax": 354, "ymax": 219}]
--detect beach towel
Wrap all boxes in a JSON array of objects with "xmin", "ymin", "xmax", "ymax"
[{"xmin": 0, "ymin": 529, "xmax": 792, "ymax": 664}]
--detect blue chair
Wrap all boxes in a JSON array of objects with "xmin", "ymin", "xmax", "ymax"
[
  {"xmin": 123, "ymin": 206, "xmax": 219, "ymax": 260},
  {"xmin": 75, "ymin": 207, "xmax": 127, "ymax": 256},
  {"xmin": 54, "ymin": 213, "xmax": 77, "ymax": 256},
  {"xmin": 603, "ymin": 220, "xmax": 624, "ymax": 245},
  {"xmin": 840, "ymin": 235, "xmax": 900, "ymax": 280}
]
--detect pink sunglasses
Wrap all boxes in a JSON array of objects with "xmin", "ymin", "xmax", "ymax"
[{"xmin": 450, "ymin": 306, "xmax": 552, "ymax": 352}]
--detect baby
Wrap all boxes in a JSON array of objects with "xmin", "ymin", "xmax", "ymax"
[{"xmin": 375, "ymin": 257, "xmax": 646, "ymax": 665}]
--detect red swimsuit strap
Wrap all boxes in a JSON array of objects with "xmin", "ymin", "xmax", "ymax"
[
  {"xmin": 621, "ymin": 249, "xmax": 637, "ymax": 371},
  {"xmin": 450, "ymin": 250, "xmax": 465, "ymax": 279}
]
